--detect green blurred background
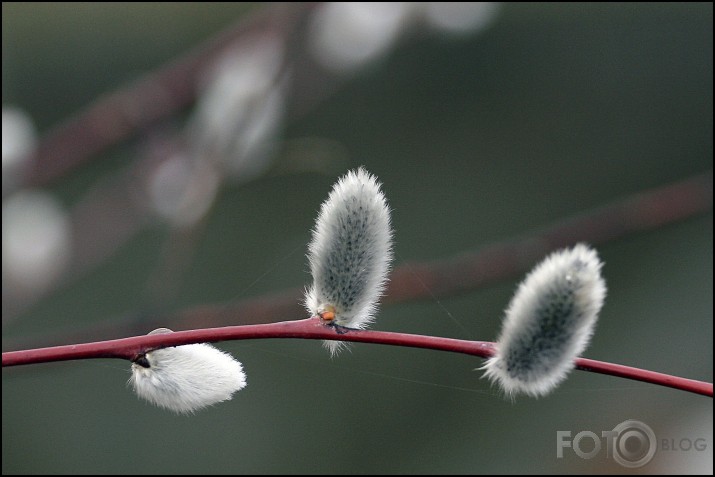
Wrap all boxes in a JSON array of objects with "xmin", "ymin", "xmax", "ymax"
[{"xmin": 2, "ymin": 3, "xmax": 712, "ymax": 474}]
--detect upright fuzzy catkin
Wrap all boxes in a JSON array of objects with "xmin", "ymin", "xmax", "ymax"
[
  {"xmin": 305, "ymin": 167, "xmax": 393, "ymax": 356},
  {"xmin": 482, "ymin": 244, "xmax": 606, "ymax": 397},
  {"xmin": 130, "ymin": 328, "xmax": 247, "ymax": 413}
]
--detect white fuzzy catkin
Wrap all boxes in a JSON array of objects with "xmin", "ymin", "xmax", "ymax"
[
  {"xmin": 305, "ymin": 167, "xmax": 393, "ymax": 356},
  {"xmin": 130, "ymin": 328, "xmax": 247, "ymax": 414},
  {"xmin": 482, "ymin": 244, "xmax": 606, "ymax": 397}
]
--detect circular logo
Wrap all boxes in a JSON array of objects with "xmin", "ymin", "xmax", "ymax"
[{"xmin": 611, "ymin": 420, "xmax": 656, "ymax": 468}]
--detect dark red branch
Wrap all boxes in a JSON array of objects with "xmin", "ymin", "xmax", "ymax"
[
  {"xmin": 3, "ymin": 317, "xmax": 712, "ymax": 398},
  {"xmin": 574, "ymin": 359, "xmax": 713, "ymax": 398}
]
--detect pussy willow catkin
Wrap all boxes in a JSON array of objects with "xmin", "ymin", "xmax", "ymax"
[
  {"xmin": 482, "ymin": 244, "xmax": 606, "ymax": 397},
  {"xmin": 130, "ymin": 328, "xmax": 247, "ymax": 413},
  {"xmin": 305, "ymin": 167, "xmax": 393, "ymax": 356}
]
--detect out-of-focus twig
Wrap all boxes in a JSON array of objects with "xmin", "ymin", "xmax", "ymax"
[
  {"xmin": 386, "ymin": 170, "xmax": 714, "ymax": 302},
  {"xmin": 5, "ymin": 3, "xmax": 307, "ymax": 320},
  {"xmin": 4, "ymin": 170, "xmax": 711, "ymax": 350},
  {"xmin": 23, "ymin": 3, "xmax": 316, "ymax": 188},
  {"xmin": 176, "ymin": 170, "xmax": 713, "ymax": 325}
]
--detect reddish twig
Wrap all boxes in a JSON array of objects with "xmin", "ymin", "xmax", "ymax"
[
  {"xmin": 125, "ymin": 168, "xmax": 715, "ymax": 321},
  {"xmin": 4, "ymin": 170, "xmax": 711, "ymax": 348},
  {"xmin": 2, "ymin": 317, "xmax": 712, "ymax": 398},
  {"xmin": 131, "ymin": 169, "xmax": 715, "ymax": 326},
  {"xmin": 574, "ymin": 359, "xmax": 712, "ymax": 398}
]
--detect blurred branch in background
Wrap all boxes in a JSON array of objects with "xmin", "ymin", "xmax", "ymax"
[
  {"xmin": 3, "ymin": 2, "xmax": 312, "ymax": 323},
  {"xmin": 3, "ymin": 170, "xmax": 710, "ymax": 350},
  {"xmin": 3, "ymin": 2, "xmax": 503, "ymax": 326},
  {"xmin": 2, "ymin": 4, "xmax": 712, "ymax": 474},
  {"xmin": 19, "ymin": 3, "xmax": 314, "ymax": 189},
  {"xmin": 10, "ymin": 3, "xmax": 501, "ymax": 189}
]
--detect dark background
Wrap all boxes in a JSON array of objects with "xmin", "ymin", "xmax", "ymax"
[{"xmin": 3, "ymin": 3, "xmax": 712, "ymax": 474}]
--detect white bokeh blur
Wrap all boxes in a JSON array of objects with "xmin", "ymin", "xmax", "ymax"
[
  {"xmin": 2, "ymin": 106, "xmax": 37, "ymax": 194},
  {"xmin": 421, "ymin": 2, "xmax": 499, "ymax": 35},
  {"xmin": 2, "ymin": 190, "xmax": 71, "ymax": 297},
  {"xmin": 308, "ymin": 3, "xmax": 500, "ymax": 73},
  {"xmin": 145, "ymin": 153, "xmax": 220, "ymax": 227},
  {"xmin": 191, "ymin": 34, "xmax": 286, "ymax": 182},
  {"xmin": 309, "ymin": 2, "xmax": 412, "ymax": 73}
]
